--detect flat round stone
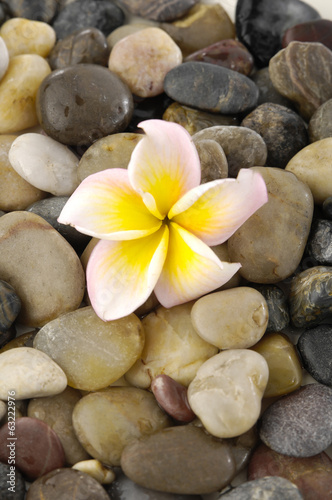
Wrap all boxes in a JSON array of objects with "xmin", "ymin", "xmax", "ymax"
[
  {"xmin": 36, "ymin": 64, "xmax": 133, "ymax": 146},
  {"xmin": 220, "ymin": 476, "xmax": 303, "ymax": 499},
  {"xmin": 297, "ymin": 325, "xmax": 332, "ymax": 386},
  {"xmin": 259, "ymin": 384, "xmax": 332, "ymax": 457},
  {"xmin": 0, "ymin": 18, "xmax": 56, "ymax": 58}
]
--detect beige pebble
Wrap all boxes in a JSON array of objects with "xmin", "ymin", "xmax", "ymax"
[
  {"xmin": 107, "ymin": 22, "xmax": 158, "ymax": 50},
  {"xmin": 0, "ymin": 54, "xmax": 51, "ymax": 134},
  {"xmin": 72, "ymin": 387, "xmax": 171, "ymax": 466},
  {"xmin": 191, "ymin": 287, "xmax": 268, "ymax": 349},
  {"xmin": 285, "ymin": 137, "xmax": 332, "ymax": 204},
  {"xmin": 109, "ymin": 27, "xmax": 182, "ymax": 97},
  {"xmin": 0, "ymin": 36, "xmax": 9, "ymax": 80},
  {"xmin": 194, "ymin": 139, "xmax": 228, "ymax": 182},
  {"xmin": 0, "ymin": 347, "xmax": 67, "ymax": 400},
  {"xmin": 72, "ymin": 460, "xmax": 115, "ymax": 484},
  {"xmin": 125, "ymin": 303, "xmax": 218, "ymax": 388},
  {"xmin": 0, "ymin": 18, "xmax": 56, "ymax": 58},
  {"xmin": 33, "ymin": 306, "xmax": 144, "ymax": 391},
  {"xmin": 188, "ymin": 350, "xmax": 269, "ymax": 438}
]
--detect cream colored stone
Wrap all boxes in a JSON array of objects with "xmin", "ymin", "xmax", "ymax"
[
  {"xmin": 72, "ymin": 387, "xmax": 171, "ymax": 466},
  {"xmin": 191, "ymin": 287, "xmax": 268, "ymax": 349},
  {"xmin": 125, "ymin": 303, "xmax": 218, "ymax": 389},
  {"xmin": 0, "ymin": 36, "xmax": 9, "ymax": 81},
  {"xmin": 0, "ymin": 18, "xmax": 56, "ymax": 58},
  {"xmin": 0, "ymin": 135, "xmax": 47, "ymax": 210},
  {"xmin": 188, "ymin": 350, "xmax": 269, "ymax": 438},
  {"xmin": 33, "ymin": 307, "xmax": 145, "ymax": 391},
  {"xmin": 28, "ymin": 386, "xmax": 90, "ymax": 465},
  {"xmin": 72, "ymin": 460, "xmax": 115, "ymax": 484},
  {"xmin": 107, "ymin": 22, "xmax": 158, "ymax": 50},
  {"xmin": 285, "ymin": 137, "xmax": 332, "ymax": 204},
  {"xmin": 0, "ymin": 347, "xmax": 67, "ymax": 400},
  {"xmin": 109, "ymin": 27, "xmax": 182, "ymax": 97},
  {"xmin": 0, "ymin": 54, "xmax": 51, "ymax": 134}
]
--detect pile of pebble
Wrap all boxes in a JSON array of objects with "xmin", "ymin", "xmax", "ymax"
[{"xmin": 0, "ymin": 0, "xmax": 331, "ymax": 498}]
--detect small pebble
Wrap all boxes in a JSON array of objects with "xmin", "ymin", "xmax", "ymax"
[
  {"xmin": 72, "ymin": 459, "xmax": 115, "ymax": 484},
  {"xmin": 0, "ymin": 36, "xmax": 9, "ymax": 81},
  {"xmin": 297, "ymin": 325, "xmax": 332, "ymax": 386},
  {"xmin": 0, "ymin": 461, "xmax": 26, "ymax": 499},
  {"xmin": 259, "ymin": 384, "xmax": 332, "ymax": 457},
  {"xmin": 307, "ymin": 219, "xmax": 332, "ymax": 265},
  {"xmin": 219, "ymin": 476, "xmax": 303, "ymax": 500},
  {"xmin": 193, "ymin": 139, "xmax": 228, "ymax": 182},
  {"xmin": 5, "ymin": 0, "xmax": 58, "ymax": 23},
  {"xmin": 0, "ymin": 280, "xmax": 21, "ymax": 331},
  {"xmin": 282, "ymin": 19, "xmax": 332, "ymax": 51},
  {"xmin": 119, "ymin": 0, "xmax": 197, "ymax": 22},
  {"xmin": 188, "ymin": 349, "xmax": 269, "ymax": 438},
  {"xmin": 253, "ymin": 285, "xmax": 290, "ymax": 332},
  {"xmin": 109, "ymin": 27, "xmax": 182, "ymax": 98},
  {"xmin": 0, "ymin": 417, "xmax": 66, "ymax": 480},
  {"xmin": 308, "ymin": 98, "xmax": 332, "ymax": 142},
  {"xmin": 151, "ymin": 374, "xmax": 196, "ymax": 422},
  {"xmin": 0, "ymin": 18, "xmax": 56, "ymax": 58}
]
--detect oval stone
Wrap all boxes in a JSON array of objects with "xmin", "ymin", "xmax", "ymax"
[
  {"xmin": 121, "ymin": 425, "xmax": 236, "ymax": 495},
  {"xmin": 36, "ymin": 64, "xmax": 134, "ymax": 146},
  {"xmin": 286, "ymin": 137, "xmax": 332, "ymax": 204},
  {"xmin": 0, "ymin": 347, "xmax": 67, "ymax": 400},
  {"xmin": 72, "ymin": 387, "xmax": 171, "ymax": 466},
  {"xmin": 191, "ymin": 287, "xmax": 268, "ymax": 349},
  {"xmin": 0, "ymin": 417, "xmax": 65, "ymax": 480},
  {"xmin": 228, "ymin": 167, "xmax": 314, "ymax": 283},
  {"xmin": 33, "ymin": 306, "xmax": 144, "ymax": 391},
  {"xmin": 0, "ymin": 54, "xmax": 51, "ymax": 134},
  {"xmin": 0, "ymin": 211, "xmax": 85, "ymax": 327},
  {"xmin": 0, "ymin": 18, "xmax": 56, "ymax": 58},
  {"xmin": 188, "ymin": 350, "xmax": 269, "ymax": 438},
  {"xmin": 151, "ymin": 374, "xmax": 195, "ymax": 423},
  {"xmin": 309, "ymin": 99, "xmax": 332, "ymax": 142},
  {"xmin": 259, "ymin": 384, "xmax": 332, "ymax": 457},
  {"xmin": 297, "ymin": 325, "xmax": 332, "ymax": 386}
]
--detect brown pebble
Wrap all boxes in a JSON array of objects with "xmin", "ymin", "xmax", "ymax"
[{"xmin": 151, "ymin": 374, "xmax": 196, "ymax": 422}]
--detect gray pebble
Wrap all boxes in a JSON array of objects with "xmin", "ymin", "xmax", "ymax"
[
  {"xmin": 307, "ymin": 219, "xmax": 332, "ymax": 265},
  {"xmin": 218, "ymin": 476, "xmax": 303, "ymax": 499}
]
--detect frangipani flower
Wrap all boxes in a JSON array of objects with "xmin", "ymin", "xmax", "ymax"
[{"xmin": 58, "ymin": 120, "xmax": 268, "ymax": 321}]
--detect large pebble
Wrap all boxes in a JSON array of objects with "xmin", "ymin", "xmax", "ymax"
[
  {"xmin": 109, "ymin": 27, "xmax": 182, "ymax": 98},
  {"xmin": 191, "ymin": 287, "xmax": 268, "ymax": 349},
  {"xmin": 282, "ymin": 19, "xmax": 332, "ymax": 51},
  {"xmin": 125, "ymin": 303, "xmax": 218, "ymax": 389},
  {"xmin": 121, "ymin": 425, "xmax": 236, "ymax": 495},
  {"xmin": 0, "ymin": 36, "xmax": 9, "ymax": 81},
  {"xmin": 0, "ymin": 18, "xmax": 56, "ymax": 58},
  {"xmin": 36, "ymin": 64, "xmax": 133, "ymax": 146},
  {"xmin": 72, "ymin": 387, "xmax": 171, "ymax": 466},
  {"xmin": 188, "ymin": 350, "xmax": 269, "ymax": 438},
  {"xmin": 0, "ymin": 462, "xmax": 25, "ymax": 500},
  {"xmin": 307, "ymin": 219, "xmax": 332, "ymax": 264},
  {"xmin": 0, "ymin": 54, "xmax": 51, "ymax": 134},
  {"xmin": 26, "ymin": 468, "xmax": 110, "ymax": 500},
  {"xmin": 192, "ymin": 126, "xmax": 267, "ymax": 177},
  {"xmin": 9, "ymin": 133, "xmax": 79, "ymax": 196},
  {"xmin": 0, "ymin": 135, "xmax": 47, "ymax": 211},
  {"xmin": 228, "ymin": 167, "xmax": 314, "ymax": 283},
  {"xmin": 297, "ymin": 325, "xmax": 332, "ymax": 386},
  {"xmin": 5, "ymin": 0, "xmax": 58, "ymax": 23},
  {"xmin": 118, "ymin": 0, "xmax": 196, "ymax": 22},
  {"xmin": 164, "ymin": 62, "xmax": 258, "ymax": 114},
  {"xmin": 269, "ymin": 41, "xmax": 332, "ymax": 120},
  {"xmin": 286, "ymin": 137, "xmax": 332, "ymax": 204},
  {"xmin": 52, "ymin": 0, "xmax": 125, "ymax": 39},
  {"xmin": 309, "ymin": 98, "xmax": 332, "ymax": 142},
  {"xmin": 241, "ymin": 103, "xmax": 308, "ymax": 168},
  {"xmin": 220, "ymin": 476, "xmax": 303, "ymax": 500},
  {"xmin": 34, "ymin": 307, "xmax": 144, "ymax": 391},
  {"xmin": 0, "ymin": 280, "xmax": 21, "ymax": 331},
  {"xmin": 28, "ymin": 387, "xmax": 90, "ymax": 465},
  {"xmin": 254, "ymin": 285, "xmax": 290, "ymax": 332},
  {"xmin": 248, "ymin": 443, "xmax": 332, "ymax": 499},
  {"xmin": 0, "ymin": 417, "xmax": 65, "ymax": 480},
  {"xmin": 260, "ymin": 384, "xmax": 332, "ymax": 457},
  {"xmin": 0, "ymin": 211, "xmax": 85, "ymax": 327},
  {"xmin": 0, "ymin": 347, "xmax": 67, "ymax": 400},
  {"xmin": 289, "ymin": 266, "xmax": 332, "ymax": 328}
]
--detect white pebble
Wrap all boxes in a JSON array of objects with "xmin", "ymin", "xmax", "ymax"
[
  {"xmin": 72, "ymin": 459, "xmax": 115, "ymax": 484},
  {"xmin": 0, "ymin": 37, "xmax": 9, "ymax": 81}
]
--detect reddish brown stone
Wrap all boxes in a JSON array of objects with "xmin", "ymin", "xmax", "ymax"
[
  {"xmin": 282, "ymin": 19, "xmax": 332, "ymax": 51},
  {"xmin": 151, "ymin": 374, "xmax": 196, "ymax": 422}
]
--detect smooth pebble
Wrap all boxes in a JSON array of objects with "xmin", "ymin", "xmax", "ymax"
[
  {"xmin": 297, "ymin": 325, "xmax": 332, "ymax": 386},
  {"xmin": 0, "ymin": 18, "xmax": 56, "ymax": 57},
  {"xmin": 219, "ymin": 476, "xmax": 303, "ymax": 500}
]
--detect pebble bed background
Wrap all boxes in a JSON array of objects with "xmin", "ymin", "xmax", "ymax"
[{"xmin": 0, "ymin": 0, "xmax": 332, "ymax": 498}]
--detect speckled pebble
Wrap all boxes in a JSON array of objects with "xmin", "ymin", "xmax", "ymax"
[
  {"xmin": 297, "ymin": 325, "xmax": 332, "ymax": 386},
  {"xmin": 219, "ymin": 476, "xmax": 303, "ymax": 499}
]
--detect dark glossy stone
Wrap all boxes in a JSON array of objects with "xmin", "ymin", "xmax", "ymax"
[
  {"xmin": 2, "ymin": 0, "xmax": 58, "ymax": 22},
  {"xmin": 307, "ymin": 219, "xmax": 332, "ymax": 265},
  {"xmin": 0, "ymin": 461, "xmax": 25, "ymax": 499},
  {"xmin": 242, "ymin": 103, "xmax": 308, "ymax": 168},
  {"xmin": 289, "ymin": 266, "xmax": 332, "ymax": 328},
  {"xmin": 48, "ymin": 28, "xmax": 109, "ymax": 70},
  {"xmin": 308, "ymin": 98, "xmax": 332, "ymax": 142},
  {"xmin": 259, "ymin": 384, "xmax": 332, "ymax": 457},
  {"xmin": 250, "ymin": 67, "xmax": 295, "ymax": 109},
  {"xmin": 323, "ymin": 196, "xmax": 332, "ymax": 220},
  {"xmin": 219, "ymin": 476, "xmax": 303, "ymax": 499},
  {"xmin": 297, "ymin": 325, "xmax": 332, "ymax": 386},
  {"xmin": 0, "ymin": 325, "xmax": 16, "ymax": 349},
  {"xmin": 282, "ymin": 19, "xmax": 332, "ymax": 51},
  {"xmin": 26, "ymin": 197, "xmax": 90, "ymax": 254},
  {"xmin": 185, "ymin": 39, "xmax": 254, "ymax": 76},
  {"xmin": 36, "ymin": 64, "xmax": 133, "ymax": 147},
  {"xmin": 151, "ymin": 374, "xmax": 196, "ymax": 423},
  {"xmin": 164, "ymin": 62, "xmax": 259, "ymax": 115},
  {"xmin": 118, "ymin": 0, "xmax": 197, "ymax": 22},
  {"xmin": 236, "ymin": 0, "xmax": 320, "ymax": 67},
  {"xmin": 0, "ymin": 417, "xmax": 66, "ymax": 480},
  {"xmin": 52, "ymin": 0, "xmax": 124, "ymax": 39},
  {"xmin": 0, "ymin": 280, "xmax": 21, "ymax": 331},
  {"xmin": 253, "ymin": 285, "xmax": 290, "ymax": 332},
  {"xmin": 26, "ymin": 468, "xmax": 110, "ymax": 500}
]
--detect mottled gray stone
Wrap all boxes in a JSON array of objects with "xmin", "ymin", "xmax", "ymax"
[
  {"xmin": 297, "ymin": 325, "xmax": 332, "ymax": 386},
  {"xmin": 219, "ymin": 476, "xmax": 303, "ymax": 499},
  {"xmin": 307, "ymin": 219, "xmax": 332, "ymax": 265},
  {"xmin": 253, "ymin": 285, "xmax": 290, "ymax": 332}
]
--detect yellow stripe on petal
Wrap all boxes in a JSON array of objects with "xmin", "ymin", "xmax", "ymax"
[
  {"xmin": 128, "ymin": 120, "xmax": 201, "ymax": 218},
  {"xmin": 58, "ymin": 168, "xmax": 161, "ymax": 240},
  {"xmin": 170, "ymin": 169, "xmax": 268, "ymax": 246},
  {"xmin": 87, "ymin": 226, "xmax": 169, "ymax": 321},
  {"xmin": 154, "ymin": 223, "xmax": 241, "ymax": 309}
]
